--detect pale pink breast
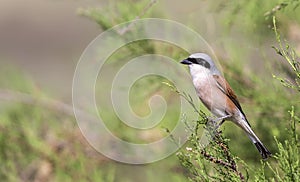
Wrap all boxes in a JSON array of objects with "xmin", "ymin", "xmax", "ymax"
[{"xmin": 193, "ymin": 75, "xmax": 230, "ymax": 117}]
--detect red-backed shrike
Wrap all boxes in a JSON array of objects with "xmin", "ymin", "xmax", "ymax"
[{"xmin": 181, "ymin": 53, "xmax": 271, "ymax": 159}]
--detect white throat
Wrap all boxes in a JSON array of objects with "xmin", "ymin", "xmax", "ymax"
[{"xmin": 188, "ymin": 64, "xmax": 211, "ymax": 81}]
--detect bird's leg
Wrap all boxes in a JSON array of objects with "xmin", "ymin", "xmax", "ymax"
[
  {"xmin": 218, "ymin": 119, "xmax": 225, "ymax": 127},
  {"xmin": 208, "ymin": 115, "xmax": 232, "ymax": 130},
  {"xmin": 205, "ymin": 115, "xmax": 231, "ymax": 140},
  {"xmin": 215, "ymin": 115, "xmax": 231, "ymax": 126}
]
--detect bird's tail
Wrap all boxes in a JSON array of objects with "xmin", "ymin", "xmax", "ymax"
[
  {"xmin": 238, "ymin": 118, "xmax": 272, "ymax": 159},
  {"xmin": 254, "ymin": 141, "xmax": 272, "ymax": 159}
]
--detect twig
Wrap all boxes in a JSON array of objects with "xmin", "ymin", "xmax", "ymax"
[
  {"xmin": 200, "ymin": 149, "xmax": 245, "ymax": 181},
  {"xmin": 199, "ymin": 129, "xmax": 245, "ymax": 181},
  {"xmin": 117, "ymin": 0, "xmax": 157, "ymax": 35}
]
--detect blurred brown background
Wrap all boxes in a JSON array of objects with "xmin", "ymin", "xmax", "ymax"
[
  {"xmin": 0, "ymin": 0, "xmax": 215, "ymax": 100},
  {"xmin": 0, "ymin": 0, "xmax": 105, "ymax": 99}
]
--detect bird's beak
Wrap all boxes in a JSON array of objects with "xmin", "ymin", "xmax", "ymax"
[{"xmin": 180, "ymin": 59, "xmax": 192, "ymax": 65}]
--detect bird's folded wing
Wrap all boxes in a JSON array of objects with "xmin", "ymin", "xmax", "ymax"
[{"xmin": 213, "ymin": 75, "xmax": 251, "ymax": 127}]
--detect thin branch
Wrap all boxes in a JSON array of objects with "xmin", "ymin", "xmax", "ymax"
[
  {"xmin": 117, "ymin": 0, "xmax": 157, "ymax": 35},
  {"xmin": 200, "ymin": 149, "xmax": 245, "ymax": 181}
]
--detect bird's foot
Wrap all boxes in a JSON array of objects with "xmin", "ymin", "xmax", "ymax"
[{"xmin": 207, "ymin": 115, "xmax": 232, "ymax": 131}]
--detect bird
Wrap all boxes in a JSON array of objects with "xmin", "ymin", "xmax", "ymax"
[{"xmin": 180, "ymin": 53, "xmax": 272, "ymax": 159}]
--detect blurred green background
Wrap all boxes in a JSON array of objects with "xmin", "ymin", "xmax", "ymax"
[{"xmin": 0, "ymin": 0, "xmax": 299, "ymax": 181}]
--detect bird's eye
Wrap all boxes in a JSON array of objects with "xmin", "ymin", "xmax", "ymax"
[
  {"xmin": 202, "ymin": 60, "xmax": 211, "ymax": 69},
  {"xmin": 196, "ymin": 58, "xmax": 211, "ymax": 69},
  {"xmin": 187, "ymin": 57, "xmax": 211, "ymax": 69}
]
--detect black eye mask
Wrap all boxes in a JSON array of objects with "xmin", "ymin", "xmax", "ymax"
[{"xmin": 187, "ymin": 58, "xmax": 211, "ymax": 69}]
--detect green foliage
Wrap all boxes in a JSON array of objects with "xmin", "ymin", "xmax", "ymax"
[
  {"xmin": 0, "ymin": 70, "xmax": 187, "ymax": 181},
  {"xmin": 265, "ymin": 0, "xmax": 300, "ymax": 19},
  {"xmin": 211, "ymin": 0, "xmax": 300, "ymax": 39},
  {"xmin": 78, "ymin": 0, "xmax": 157, "ymax": 31},
  {"xmin": 79, "ymin": 0, "xmax": 188, "ymax": 145},
  {"xmin": 254, "ymin": 105, "xmax": 299, "ymax": 182},
  {"xmin": 253, "ymin": 17, "xmax": 300, "ymax": 182},
  {"xmin": 177, "ymin": 126, "xmax": 248, "ymax": 182},
  {"xmin": 211, "ymin": 0, "xmax": 278, "ymax": 36},
  {"xmin": 272, "ymin": 16, "xmax": 300, "ymax": 92}
]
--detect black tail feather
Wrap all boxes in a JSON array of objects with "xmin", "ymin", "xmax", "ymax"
[{"xmin": 254, "ymin": 142, "xmax": 272, "ymax": 159}]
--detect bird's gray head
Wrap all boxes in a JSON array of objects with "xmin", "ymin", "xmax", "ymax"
[{"xmin": 180, "ymin": 53, "xmax": 221, "ymax": 75}]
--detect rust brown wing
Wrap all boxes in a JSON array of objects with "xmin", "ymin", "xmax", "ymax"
[{"xmin": 213, "ymin": 75, "xmax": 251, "ymax": 127}]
